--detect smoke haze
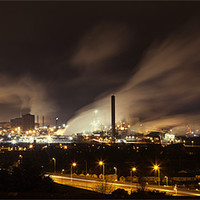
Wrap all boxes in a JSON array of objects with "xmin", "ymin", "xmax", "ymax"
[
  {"xmin": 71, "ymin": 22, "xmax": 130, "ymax": 68},
  {"xmin": 0, "ymin": 74, "xmax": 56, "ymax": 121}
]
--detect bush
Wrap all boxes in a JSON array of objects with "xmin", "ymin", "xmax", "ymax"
[{"xmin": 111, "ymin": 189, "xmax": 128, "ymax": 198}]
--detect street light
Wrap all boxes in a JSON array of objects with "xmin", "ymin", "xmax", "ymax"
[
  {"xmin": 131, "ymin": 167, "xmax": 136, "ymax": 192},
  {"xmin": 71, "ymin": 162, "xmax": 77, "ymax": 182},
  {"xmin": 52, "ymin": 158, "xmax": 56, "ymax": 173},
  {"xmin": 99, "ymin": 161, "xmax": 105, "ymax": 180},
  {"xmin": 164, "ymin": 176, "xmax": 168, "ymax": 186},
  {"xmin": 153, "ymin": 164, "xmax": 160, "ymax": 186},
  {"xmin": 114, "ymin": 167, "xmax": 117, "ymax": 181},
  {"xmin": 85, "ymin": 160, "xmax": 88, "ymax": 175},
  {"xmin": 55, "ymin": 117, "xmax": 58, "ymax": 129}
]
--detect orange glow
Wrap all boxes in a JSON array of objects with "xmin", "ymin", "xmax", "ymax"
[
  {"xmin": 132, "ymin": 167, "xmax": 136, "ymax": 172},
  {"xmin": 99, "ymin": 161, "xmax": 104, "ymax": 166}
]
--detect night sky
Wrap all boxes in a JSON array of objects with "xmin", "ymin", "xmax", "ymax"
[{"xmin": 1, "ymin": 1, "xmax": 200, "ymax": 127}]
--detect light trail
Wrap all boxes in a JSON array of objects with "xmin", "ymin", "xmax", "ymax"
[{"xmin": 49, "ymin": 174, "xmax": 200, "ymax": 196}]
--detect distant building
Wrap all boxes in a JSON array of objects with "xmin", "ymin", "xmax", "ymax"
[
  {"xmin": 22, "ymin": 114, "xmax": 35, "ymax": 131},
  {"xmin": 11, "ymin": 118, "xmax": 22, "ymax": 128},
  {"xmin": 0, "ymin": 122, "xmax": 11, "ymax": 130},
  {"xmin": 145, "ymin": 132, "xmax": 162, "ymax": 143}
]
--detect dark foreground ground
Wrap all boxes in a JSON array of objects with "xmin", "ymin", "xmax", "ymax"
[
  {"xmin": 0, "ymin": 182, "xmax": 106, "ymax": 199},
  {"xmin": 1, "ymin": 142, "xmax": 200, "ymax": 198},
  {"xmin": 0, "ymin": 182, "xmax": 200, "ymax": 199}
]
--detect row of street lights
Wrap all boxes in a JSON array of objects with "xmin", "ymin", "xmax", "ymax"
[
  {"xmin": 51, "ymin": 158, "xmax": 163, "ymax": 186},
  {"xmin": 51, "ymin": 158, "xmax": 77, "ymax": 182}
]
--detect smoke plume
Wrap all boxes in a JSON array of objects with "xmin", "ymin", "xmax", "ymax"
[
  {"xmin": 70, "ymin": 22, "xmax": 130, "ymax": 69},
  {"xmin": 0, "ymin": 74, "xmax": 56, "ymax": 121},
  {"xmin": 64, "ymin": 26, "xmax": 200, "ymax": 135}
]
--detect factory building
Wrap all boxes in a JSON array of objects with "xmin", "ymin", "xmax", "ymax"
[
  {"xmin": 0, "ymin": 122, "xmax": 11, "ymax": 130},
  {"xmin": 10, "ymin": 113, "xmax": 35, "ymax": 131},
  {"xmin": 22, "ymin": 114, "xmax": 35, "ymax": 131},
  {"xmin": 11, "ymin": 118, "xmax": 22, "ymax": 128}
]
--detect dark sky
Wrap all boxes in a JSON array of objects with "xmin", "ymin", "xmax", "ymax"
[{"xmin": 0, "ymin": 1, "xmax": 200, "ymax": 125}]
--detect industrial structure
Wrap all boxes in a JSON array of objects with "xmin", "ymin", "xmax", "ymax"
[
  {"xmin": 10, "ymin": 113, "xmax": 35, "ymax": 131},
  {"xmin": 111, "ymin": 95, "xmax": 116, "ymax": 138}
]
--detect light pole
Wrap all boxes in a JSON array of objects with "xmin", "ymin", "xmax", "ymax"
[
  {"xmin": 71, "ymin": 162, "xmax": 77, "ymax": 182},
  {"xmin": 153, "ymin": 165, "xmax": 160, "ymax": 186},
  {"xmin": 55, "ymin": 117, "xmax": 58, "ymax": 129},
  {"xmin": 52, "ymin": 158, "xmax": 56, "ymax": 173},
  {"xmin": 85, "ymin": 160, "xmax": 87, "ymax": 175},
  {"xmin": 114, "ymin": 167, "xmax": 117, "ymax": 181},
  {"xmin": 131, "ymin": 167, "xmax": 136, "ymax": 192},
  {"xmin": 99, "ymin": 161, "xmax": 105, "ymax": 180},
  {"xmin": 164, "ymin": 176, "xmax": 168, "ymax": 186}
]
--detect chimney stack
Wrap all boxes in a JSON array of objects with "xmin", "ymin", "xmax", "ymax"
[
  {"xmin": 37, "ymin": 115, "xmax": 39, "ymax": 123},
  {"xmin": 42, "ymin": 116, "xmax": 44, "ymax": 127},
  {"xmin": 111, "ymin": 95, "xmax": 115, "ymax": 137}
]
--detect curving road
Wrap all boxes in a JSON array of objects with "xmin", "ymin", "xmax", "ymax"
[{"xmin": 49, "ymin": 174, "xmax": 200, "ymax": 197}]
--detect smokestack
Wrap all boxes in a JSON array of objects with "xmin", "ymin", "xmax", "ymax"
[
  {"xmin": 56, "ymin": 117, "xmax": 58, "ymax": 129},
  {"xmin": 42, "ymin": 116, "xmax": 44, "ymax": 127},
  {"xmin": 111, "ymin": 95, "xmax": 115, "ymax": 137},
  {"xmin": 37, "ymin": 115, "xmax": 39, "ymax": 123}
]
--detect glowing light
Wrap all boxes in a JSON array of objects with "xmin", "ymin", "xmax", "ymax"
[
  {"xmin": 69, "ymin": 136, "xmax": 73, "ymax": 140},
  {"xmin": 72, "ymin": 162, "xmax": 77, "ymax": 167},
  {"xmin": 47, "ymin": 135, "xmax": 52, "ymax": 142},
  {"xmin": 99, "ymin": 161, "xmax": 104, "ymax": 166},
  {"xmin": 132, "ymin": 167, "xmax": 136, "ymax": 172},
  {"xmin": 153, "ymin": 165, "xmax": 159, "ymax": 170},
  {"xmin": 11, "ymin": 140, "xmax": 16, "ymax": 144}
]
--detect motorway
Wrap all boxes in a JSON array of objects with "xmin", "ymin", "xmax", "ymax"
[{"xmin": 49, "ymin": 174, "xmax": 200, "ymax": 197}]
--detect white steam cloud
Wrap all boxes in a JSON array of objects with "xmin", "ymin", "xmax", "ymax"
[{"xmin": 64, "ymin": 27, "xmax": 200, "ymax": 135}]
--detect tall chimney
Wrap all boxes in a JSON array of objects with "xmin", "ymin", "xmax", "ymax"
[
  {"xmin": 111, "ymin": 95, "xmax": 115, "ymax": 137},
  {"xmin": 42, "ymin": 116, "xmax": 44, "ymax": 127},
  {"xmin": 37, "ymin": 115, "xmax": 39, "ymax": 123}
]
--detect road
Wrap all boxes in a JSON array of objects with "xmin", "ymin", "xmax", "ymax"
[{"xmin": 49, "ymin": 174, "xmax": 200, "ymax": 196}]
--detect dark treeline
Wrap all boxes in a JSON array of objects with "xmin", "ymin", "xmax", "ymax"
[{"xmin": 0, "ymin": 143, "xmax": 200, "ymax": 178}]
